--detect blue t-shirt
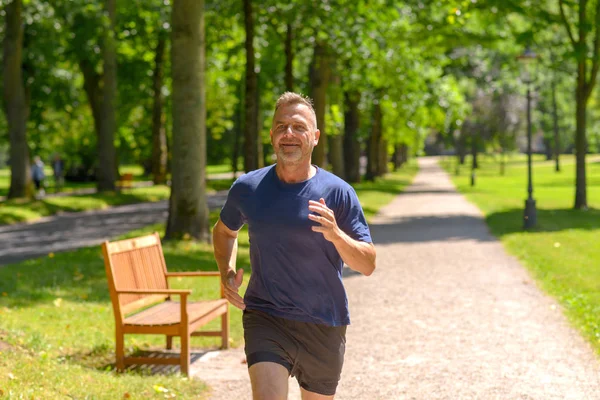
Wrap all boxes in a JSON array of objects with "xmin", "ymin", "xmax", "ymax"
[{"xmin": 219, "ymin": 164, "xmax": 372, "ymax": 326}]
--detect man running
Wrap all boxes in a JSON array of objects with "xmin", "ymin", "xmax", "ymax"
[{"xmin": 213, "ymin": 92, "xmax": 376, "ymax": 399}]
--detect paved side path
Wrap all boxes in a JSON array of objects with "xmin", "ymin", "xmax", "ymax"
[
  {"xmin": 192, "ymin": 157, "xmax": 600, "ymax": 399},
  {"xmin": 0, "ymin": 191, "xmax": 228, "ymax": 266}
]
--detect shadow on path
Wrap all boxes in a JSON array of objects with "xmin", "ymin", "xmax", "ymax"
[
  {"xmin": 369, "ymin": 214, "xmax": 495, "ymax": 245},
  {"xmin": 0, "ymin": 192, "xmax": 228, "ymax": 266}
]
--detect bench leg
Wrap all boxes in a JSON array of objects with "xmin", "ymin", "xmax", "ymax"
[
  {"xmin": 180, "ymin": 328, "xmax": 190, "ymax": 376},
  {"xmin": 221, "ymin": 307, "xmax": 230, "ymax": 349},
  {"xmin": 116, "ymin": 329, "xmax": 125, "ymax": 372},
  {"xmin": 166, "ymin": 335, "xmax": 173, "ymax": 350}
]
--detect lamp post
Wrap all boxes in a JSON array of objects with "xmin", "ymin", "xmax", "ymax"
[{"xmin": 518, "ymin": 48, "xmax": 538, "ymax": 229}]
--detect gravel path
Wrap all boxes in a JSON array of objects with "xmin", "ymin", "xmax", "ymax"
[{"xmin": 191, "ymin": 157, "xmax": 600, "ymax": 399}]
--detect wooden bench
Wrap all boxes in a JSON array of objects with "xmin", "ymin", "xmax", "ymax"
[
  {"xmin": 101, "ymin": 232, "xmax": 229, "ymax": 376},
  {"xmin": 116, "ymin": 172, "xmax": 134, "ymax": 190}
]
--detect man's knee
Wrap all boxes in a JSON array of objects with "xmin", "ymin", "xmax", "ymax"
[{"xmin": 249, "ymin": 362, "xmax": 289, "ymax": 400}]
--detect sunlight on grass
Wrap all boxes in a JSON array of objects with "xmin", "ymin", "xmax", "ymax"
[
  {"xmin": 0, "ymin": 185, "xmax": 172, "ymax": 225},
  {"xmin": 441, "ymin": 153, "xmax": 600, "ymax": 354}
]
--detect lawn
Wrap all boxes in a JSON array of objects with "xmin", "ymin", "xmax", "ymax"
[
  {"xmin": 440, "ymin": 153, "xmax": 600, "ymax": 353},
  {"xmin": 0, "ymin": 162, "xmax": 417, "ymax": 399},
  {"xmin": 0, "ymin": 185, "xmax": 173, "ymax": 225},
  {"xmin": 0, "ymin": 172, "xmax": 235, "ymax": 226}
]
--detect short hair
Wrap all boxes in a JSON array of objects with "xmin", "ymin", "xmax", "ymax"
[{"xmin": 274, "ymin": 92, "xmax": 318, "ymax": 130}]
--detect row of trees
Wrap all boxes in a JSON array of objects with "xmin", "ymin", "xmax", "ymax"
[{"xmin": 1, "ymin": 0, "xmax": 599, "ymax": 240}]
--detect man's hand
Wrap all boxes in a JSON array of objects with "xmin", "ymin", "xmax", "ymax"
[
  {"xmin": 222, "ymin": 268, "xmax": 245, "ymax": 310},
  {"xmin": 308, "ymin": 198, "xmax": 343, "ymax": 243}
]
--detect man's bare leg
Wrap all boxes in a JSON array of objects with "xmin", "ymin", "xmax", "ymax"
[
  {"xmin": 249, "ymin": 362, "xmax": 289, "ymax": 400},
  {"xmin": 300, "ymin": 388, "xmax": 334, "ymax": 400}
]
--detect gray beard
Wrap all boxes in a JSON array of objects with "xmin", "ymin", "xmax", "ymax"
[{"xmin": 276, "ymin": 148, "xmax": 304, "ymax": 163}]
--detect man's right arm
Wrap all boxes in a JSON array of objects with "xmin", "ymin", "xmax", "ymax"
[{"xmin": 212, "ymin": 218, "xmax": 246, "ymax": 310}]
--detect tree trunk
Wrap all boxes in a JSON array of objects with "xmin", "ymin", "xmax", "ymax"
[
  {"xmin": 256, "ymin": 81, "xmax": 264, "ymax": 169},
  {"xmin": 79, "ymin": 59, "xmax": 103, "ymax": 141},
  {"xmin": 366, "ymin": 99, "xmax": 382, "ymax": 181},
  {"xmin": 243, "ymin": 0, "xmax": 259, "ymax": 172},
  {"xmin": 471, "ymin": 136, "xmax": 478, "ymax": 169},
  {"xmin": 165, "ymin": 0, "xmax": 210, "ymax": 241},
  {"xmin": 393, "ymin": 143, "xmax": 408, "ymax": 171},
  {"xmin": 401, "ymin": 144, "xmax": 408, "ymax": 165},
  {"xmin": 456, "ymin": 134, "xmax": 466, "ymax": 165},
  {"xmin": 97, "ymin": 0, "xmax": 118, "ymax": 191},
  {"xmin": 551, "ymin": 78, "xmax": 561, "ymax": 173},
  {"xmin": 343, "ymin": 91, "xmax": 360, "ymax": 183},
  {"xmin": 3, "ymin": 0, "xmax": 31, "ymax": 199},
  {"xmin": 151, "ymin": 35, "xmax": 168, "ymax": 184},
  {"xmin": 284, "ymin": 23, "xmax": 294, "ymax": 92},
  {"xmin": 574, "ymin": 72, "xmax": 587, "ymax": 209},
  {"xmin": 393, "ymin": 144, "xmax": 401, "ymax": 171},
  {"xmin": 544, "ymin": 137, "xmax": 553, "ymax": 160},
  {"xmin": 309, "ymin": 41, "xmax": 330, "ymax": 167},
  {"xmin": 231, "ymin": 80, "xmax": 243, "ymax": 176},
  {"xmin": 329, "ymin": 134, "xmax": 344, "ymax": 178},
  {"xmin": 378, "ymin": 139, "xmax": 388, "ymax": 176}
]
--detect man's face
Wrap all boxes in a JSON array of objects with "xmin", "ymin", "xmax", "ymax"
[{"xmin": 270, "ymin": 103, "xmax": 320, "ymax": 164}]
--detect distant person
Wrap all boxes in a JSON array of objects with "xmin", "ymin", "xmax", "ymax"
[
  {"xmin": 31, "ymin": 156, "xmax": 46, "ymax": 198},
  {"xmin": 51, "ymin": 154, "xmax": 65, "ymax": 193},
  {"xmin": 213, "ymin": 92, "xmax": 376, "ymax": 399}
]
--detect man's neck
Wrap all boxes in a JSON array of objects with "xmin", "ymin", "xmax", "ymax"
[{"xmin": 275, "ymin": 162, "xmax": 316, "ymax": 183}]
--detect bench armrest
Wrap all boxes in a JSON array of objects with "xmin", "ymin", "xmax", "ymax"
[
  {"xmin": 166, "ymin": 272, "xmax": 221, "ymax": 278},
  {"xmin": 116, "ymin": 289, "xmax": 192, "ymax": 295},
  {"xmin": 165, "ymin": 272, "xmax": 225, "ymax": 299}
]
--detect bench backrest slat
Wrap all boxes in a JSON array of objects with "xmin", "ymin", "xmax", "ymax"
[{"xmin": 102, "ymin": 233, "xmax": 170, "ymax": 320}]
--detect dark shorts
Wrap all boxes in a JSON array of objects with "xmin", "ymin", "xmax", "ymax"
[{"xmin": 243, "ymin": 309, "xmax": 347, "ymax": 396}]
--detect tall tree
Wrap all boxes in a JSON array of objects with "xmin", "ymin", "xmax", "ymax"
[
  {"xmin": 243, "ymin": 0, "xmax": 259, "ymax": 172},
  {"xmin": 558, "ymin": 0, "xmax": 600, "ymax": 209},
  {"xmin": 343, "ymin": 90, "xmax": 361, "ymax": 183},
  {"xmin": 151, "ymin": 33, "xmax": 168, "ymax": 184},
  {"xmin": 97, "ymin": 0, "xmax": 118, "ymax": 191},
  {"xmin": 309, "ymin": 41, "xmax": 330, "ymax": 167},
  {"xmin": 551, "ymin": 77, "xmax": 562, "ymax": 172},
  {"xmin": 3, "ymin": 0, "xmax": 31, "ymax": 199},
  {"xmin": 165, "ymin": 0, "xmax": 210, "ymax": 241},
  {"xmin": 284, "ymin": 22, "xmax": 294, "ymax": 91},
  {"xmin": 366, "ymin": 97, "xmax": 382, "ymax": 181}
]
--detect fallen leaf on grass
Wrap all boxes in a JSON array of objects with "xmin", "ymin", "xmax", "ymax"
[
  {"xmin": 8, "ymin": 373, "xmax": 15, "ymax": 380},
  {"xmin": 153, "ymin": 385, "xmax": 169, "ymax": 393},
  {"xmin": 1, "ymin": 293, "xmax": 7, "ymax": 297},
  {"xmin": 123, "ymin": 393, "xmax": 131, "ymax": 399},
  {"xmin": 53, "ymin": 298, "xmax": 63, "ymax": 307}
]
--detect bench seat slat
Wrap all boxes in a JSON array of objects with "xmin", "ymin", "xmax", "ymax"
[{"xmin": 124, "ymin": 299, "xmax": 228, "ymax": 326}]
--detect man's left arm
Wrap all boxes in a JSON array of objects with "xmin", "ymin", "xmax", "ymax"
[{"xmin": 308, "ymin": 198, "xmax": 376, "ymax": 276}]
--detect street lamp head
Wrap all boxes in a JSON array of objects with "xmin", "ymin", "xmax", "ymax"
[{"xmin": 517, "ymin": 47, "xmax": 538, "ymax": 84}]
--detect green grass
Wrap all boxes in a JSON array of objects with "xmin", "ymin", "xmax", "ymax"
[
  {"xmin": 440, "ymin": 153, "xmax": 600, "ymax": 353},
  {"xmin": 0, "ymin": 185, "xmax": 173, "ymax": 225},
  {"xmin": 206, "ymin": 164, "xmax": 234, "ymax": 175},
  {"xmin": 0, "ymin": 211, "xmax": 236, "ymax": 399},
  {"xmin": 0, "ymin": 179, "xmax": 230, "ymax": 226},
  {"xmin": 0, "ymin": 162, "xmax": 417, "ymax": 398}
]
